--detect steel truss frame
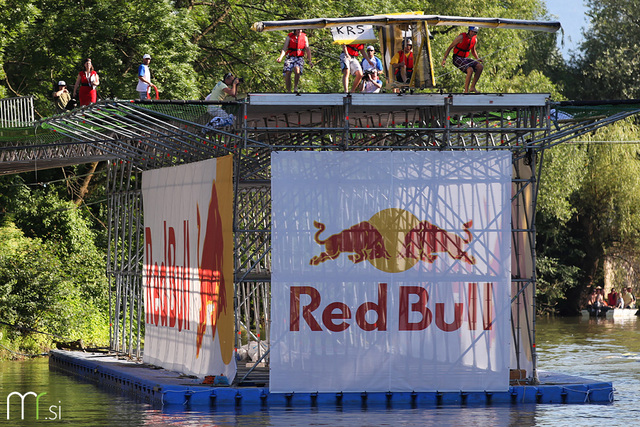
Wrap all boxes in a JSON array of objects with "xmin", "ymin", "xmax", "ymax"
[{"xmin": 4, "ymin": 94, "xmax": 640, "ymax": 385}]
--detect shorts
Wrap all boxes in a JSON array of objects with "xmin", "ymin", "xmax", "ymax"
[
  {"xmin": 453, "ymin": 55, "xmax": 480, "ymax": 73},
  {"xmin": 340, "ymin": 53, "xmax": 362, "ymax": 75},
  {"xmin": 283, "ymin": 56, "xmax": 305, "ymax": 75}
]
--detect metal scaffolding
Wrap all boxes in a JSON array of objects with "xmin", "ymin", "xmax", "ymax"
[{"xmin": 3, "ymin": 93, "xmax": 640, "ymax": 384}]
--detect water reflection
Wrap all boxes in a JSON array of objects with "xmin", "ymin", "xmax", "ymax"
[{"xmin": 0, "ymin": 316, "xmax": 639, "ymax": 426}]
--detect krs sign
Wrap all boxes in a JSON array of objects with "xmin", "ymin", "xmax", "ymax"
[{"xmin": 289, "ymin": 282, "xmax": 494, "ymax": 333}]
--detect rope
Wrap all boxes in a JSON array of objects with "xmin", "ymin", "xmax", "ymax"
[
  {"xmin": 0, "ymin": 319, "xmax": 68, "ymax": 340},
  {"xmin": 161, "ymin": 388, "xmax": 215, "ymax": 406},
  {"xmin": 0, "ymin": 342, "xmax": 48, "ymax": 358}
]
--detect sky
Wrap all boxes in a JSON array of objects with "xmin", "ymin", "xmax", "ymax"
[{"xmin": 545, "ymin": 0, "xmax": 589, "ymax": 59}]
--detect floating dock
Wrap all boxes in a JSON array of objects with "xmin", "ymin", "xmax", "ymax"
[{"xmin": 49, "ymin": 350, "xmax": 613, "ymax": 407}]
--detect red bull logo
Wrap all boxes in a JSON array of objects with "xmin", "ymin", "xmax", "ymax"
[
  {"xmin": 403, "ymin": 220, "xmax": 476, "ymax": 264},
  {"xmin": 310, "ymin": 208, "xmax": 475, "ymax": 272},
  {"xmin": 310, "ymin": 221, "xmax": 391, "ymax": 265}
]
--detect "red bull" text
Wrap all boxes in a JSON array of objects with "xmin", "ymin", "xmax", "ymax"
[
  {"xmin": 290, "ymin": 282, "xmax": 494, "ymax": 332},
  {"xmin": 144, "ymin": 222, "xmax": 191, "ymax": 331}
]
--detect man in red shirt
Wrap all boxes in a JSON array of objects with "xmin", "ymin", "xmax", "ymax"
[{"xmin": 441, "ymin": 26, "xmax": 484, "ymax": 93}]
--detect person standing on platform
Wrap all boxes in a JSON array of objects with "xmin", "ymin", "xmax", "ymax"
[
  {"xmin": 361, "ymin": 45, "xmax": 383, "ymax": 75},
  {"xmin": 52, "ymin": 80, "xmax": 71, "ymax": 113},
  {"xmin": 73, "ymin": 58, "xmax": 99, "ymax": 106},
  {"xmin": 340, "ymin": 43, "xmax": 366, "ymax": 93},
  {"xmin": 136, "ymin": 54, "xmax": 158, "ymax": 99},
  {"xmin": 441, "ymin": 26, "xmax": 484, "ymax": 93},
  {"xmin": 277, "ymin": 29, "xmax": 313, "ymax": 93}
]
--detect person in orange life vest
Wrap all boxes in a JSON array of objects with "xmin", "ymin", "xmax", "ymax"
[
  {"xmin": 277, "ymin": 29, "xmax": 313, "ymax": 92},
  {"xmin": 390, "ymin": 39, "xmax": 414, "ymax": 85},
  {"xmin": 441, "ymin": 26, "xmax": 484, "ymax": 93},
  {"xmin": 340, "ymin": 43, "xmax": 369, "ymax": 93}
]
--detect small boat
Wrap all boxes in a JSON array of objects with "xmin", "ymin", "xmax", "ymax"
[{"xmin": 581, "ymin": 307, "xmax": 639, "ymax": 319}]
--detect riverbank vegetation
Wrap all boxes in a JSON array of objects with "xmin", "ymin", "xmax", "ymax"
[{"xmin": 1, "ymin": 0, "xmax": 639, "ymax": 354}]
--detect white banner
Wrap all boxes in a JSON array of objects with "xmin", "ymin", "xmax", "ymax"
[
  {"xmin": 142, "ymin": 156, "xmax": 236, "ymax": 380},
  {"xmin": 271, "ymin": 151, "xmax": 511, "ymax": 392},
  {"xmin": 330, "ymin": 25, "xmax": 378, "ymax": 44}
]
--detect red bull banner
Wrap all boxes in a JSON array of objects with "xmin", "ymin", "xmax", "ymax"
[
  {"xmin": 271, "ymin": 151, "xmax": 512, "ymax": 392},
  {"xmin": 142, "ymin": 156, "xmax": 236, "ymax": 379}
]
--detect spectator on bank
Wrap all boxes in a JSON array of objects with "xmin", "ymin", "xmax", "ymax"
[
  {"xmin": 136, "ymin": 54, "xmax": 158, "ymax": 99},
  {"xmin": 73, "ymin": 58, "xmax": 99, "ymax": 106},
  {"xmin": 52, "ymin": 81, "xmax": 71, "ymax": 113}
]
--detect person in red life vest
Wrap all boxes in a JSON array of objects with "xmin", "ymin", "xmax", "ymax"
[
  {"xmin": 72, "ymin": 58, "xmax": 100, "ymax": 106},
  {"xmin": 277, "ymin": 29, "xmax": 313, "ymax": 93},
  {"xmin": 340, "ymin": 43, "xmax": 368, "ymax": 93},
  {"xmin": 390, "ymin": 39, "xmax": 414, "ymax": 86},
  {"xmin": 442, "ymin": 26, "xmax": 484, "ymax": 93}
]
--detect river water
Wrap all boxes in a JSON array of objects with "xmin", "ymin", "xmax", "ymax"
[{"xmin": 0, "ymin": 316, "xmax": 638, "ymax": 426}]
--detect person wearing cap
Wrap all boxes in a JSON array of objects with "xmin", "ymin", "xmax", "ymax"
[
  {"xmin": 136, "ymin": 54, "xmax": 158, "ymax": 99},
  {"xmin": 53, "ymin": 80, "xmax": 71, "ymax": 113},
  {"xmin": 277, "ymin": 29, "xmax": 313, "ymax": 93},
  {"xmin": 442, "ymin": 26, "xmax": 484, "ymax": 93},
  {"xmin": 361, "ymin": 45, "xmax": 383, "ymax": 75},
  {"xmin": 390, "ymin": 39, "xmax": 414, "ymax": 86},
  {"xmin": 361, "ymin": 69, "xmax": 382, "ymax": 93}
]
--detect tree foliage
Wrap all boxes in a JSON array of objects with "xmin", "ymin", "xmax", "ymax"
[
  {"xmin": 574, "ymin": 0, "xmax": 640, "ymax": 99},
  {"xmin": 0, "ymin": 0, "xmax": 564, "ymax": 115},
  {"xmin": 0, "ymin": 175, "xmax": 109, "ymax": 354},
  {"xmin": 536, "ymin": 121, "xmax": 640, "ymax": 313}
]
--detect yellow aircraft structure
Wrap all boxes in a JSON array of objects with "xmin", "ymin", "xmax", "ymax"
[{"xmin": 252, "ymin": 13, "xmax": 561, "ymax": 90}]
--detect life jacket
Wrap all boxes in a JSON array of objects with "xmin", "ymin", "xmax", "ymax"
[
  {"xmin": 398, "ymin": 50, "xmax": 414, "ymax": 72},
  {"xmin": 453, "ymin": 32, "xmax": 476, "ymax": 58},
  {"xmin": 346, "ymin": 44, "xmax": 364, "ymax": 56},
  {"xmin": 287, "ymin": 32, "xmax": 307, "ymax": 57}
]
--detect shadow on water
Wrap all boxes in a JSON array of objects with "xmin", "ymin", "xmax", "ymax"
[{"xmin": 1, "ymin": 316, "xmax": 639, "ymax": 426}]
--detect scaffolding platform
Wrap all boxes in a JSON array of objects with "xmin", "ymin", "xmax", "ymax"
[{"xmin": 49, "ymin": 350, "xmax": 613, "ymax": 407}]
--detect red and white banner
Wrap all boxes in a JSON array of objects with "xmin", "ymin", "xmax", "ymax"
[
  {"xmin": 142, "ymin": 156, "xmax": 236, "ymax": 379},
  {"xmin": 271, "ymin": 151, "xmax": 512, "ymax": 392}
]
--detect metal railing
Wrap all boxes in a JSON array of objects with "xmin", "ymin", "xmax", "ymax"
[{"xmin": 0, "ymin": 96, "xmax": 35, "ymax": 127}]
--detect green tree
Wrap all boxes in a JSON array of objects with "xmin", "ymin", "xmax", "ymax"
[
  {"xmin": 0, "ymin": 176, "xmax": 109, "ymax": 351},
  {"xmin": 575, "ymin": 0, "xmax": 640, "ymax": 99},
  {"xmin": 536, "ymin": 121, "xmax": 640, "ymax": 313},
  {"xmin": 2, "ymin": 0, "xmax": 200, "ymax": 116}
]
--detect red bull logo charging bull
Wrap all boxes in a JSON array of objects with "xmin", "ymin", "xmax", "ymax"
[{"xmin": 310, "ymin": 208, "xmax": 476, "ymax": 273}]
